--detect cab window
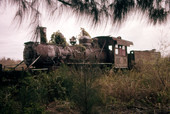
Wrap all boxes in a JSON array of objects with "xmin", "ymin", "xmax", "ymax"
[
  {"xmin": 108, "ymin": 45, "xmax": 112, "ymax": 51},
  {"xmin": 115, "ymin": 44, "xmax": 118, "ymax": 55},
  {"xmin": 115, "ymin": 45, "xmax": 126, "ymax": 56},
  {"xmin": 122, "ymin": 46, "xmax": 126, "ymax": 56}
]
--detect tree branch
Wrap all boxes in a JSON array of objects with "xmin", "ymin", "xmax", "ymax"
[{"xmin": 58, "ymin": 0, "xmax": 72, "ymax": 6}]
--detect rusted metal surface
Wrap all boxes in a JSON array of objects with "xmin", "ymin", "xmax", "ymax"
[
  {"xmin": 115, "ymin": 56, "xmax": 128, "ymax": 68},
  {"xmin": 36, "ymin": 44, "xmax": 56, "ymax": 57},
  {"xmin": 24, "ymin": 42, "xmax": 108, "ymax": 68},
  {"xmin": 130, "ymin": 50, "xmax": 161, "ymax": 66},
  {"xmin": 95, "ymin": 36, "xmax": 133, "ymax": 47},
  {"xmin": 112, "ymin": 37, "xmax": 133, "ymax": 47},
  {"xmin": 39, "ymin": 27, "xmax": 47, "ymax": 44}
]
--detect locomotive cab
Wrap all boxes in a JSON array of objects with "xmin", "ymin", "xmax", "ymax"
[
  {"xmin": 94, "ymin": 36, "xmax": 133, "ymax": 68},
  {"xmin": 112, "ymin": 37, "xmax": 133, "ymax": 68}
]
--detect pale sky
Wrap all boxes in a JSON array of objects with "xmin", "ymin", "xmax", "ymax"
[{"xmin": 0, "ymin": 6, "xmax": 170, "ymax": 60}]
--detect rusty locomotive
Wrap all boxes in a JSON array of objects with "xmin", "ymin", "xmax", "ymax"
[{"xmin": 23, "ymin": 28, "xmax": 160, "ymax": 69}]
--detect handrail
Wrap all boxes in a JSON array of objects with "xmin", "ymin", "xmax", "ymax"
[
  {"xmin": 27, "ymin": 55, "xmax": 41, "ymax": 69},
  {"xmin": 14, "ymin": 60, "xmax": 24, "ymax": 70}
]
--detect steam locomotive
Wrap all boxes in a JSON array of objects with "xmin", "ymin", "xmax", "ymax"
[{"xmin": 23, "ymin": 28, "xmax": 160, "ymax": 69}]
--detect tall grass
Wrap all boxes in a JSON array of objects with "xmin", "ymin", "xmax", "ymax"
[
  {"xmin": 70, "ymin": 65, "xmax": 104, "ymax": 114},
  {"xmin": 97, "ymin": 57, "xmax": 170, "ymax": 113},
  {"xmin": 0, "ymin": 58, "xmax": 169, "ymax": 113}
]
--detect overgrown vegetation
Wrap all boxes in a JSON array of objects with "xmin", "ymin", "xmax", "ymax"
[
  {"xmin": 98, "ymin": 57, "xmax": 170, "ymax": 113},
  {"xmin": 49, "ymin": 31, "xmax": 68, "ymax": 46},
  {"xmin": 0, "ymin": 57, "xmax": 169, "ymax": 113},
  {"xmin": 79, "ymin": 28, "xmax": 91, "ymax": 38}
]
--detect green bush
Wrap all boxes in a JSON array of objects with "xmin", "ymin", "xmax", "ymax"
[
  {"xmin": 0, "ymin": 86, "xmax": 21, "ymax": 114},
  {"xmin": 0, "ymin": 65, "xmax": 74, "ymax": 113},
  {"xmin": 49, "ymin": 31, "xmax": 68, "ymax": 46}
]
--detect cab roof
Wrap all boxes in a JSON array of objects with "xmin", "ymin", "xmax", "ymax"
[{"xmin": 94, "ymin": 36, "xmax": 133, "ymax": 47}]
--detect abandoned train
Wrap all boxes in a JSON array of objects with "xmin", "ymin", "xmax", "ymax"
[{"xmin": 23, "ymin": 33, "xmax": 160, "ymax": 69}]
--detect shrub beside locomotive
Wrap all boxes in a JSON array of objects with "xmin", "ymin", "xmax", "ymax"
[{"xmin": 23, "ymin": 27, "xmax": 160, "ymax": 69}]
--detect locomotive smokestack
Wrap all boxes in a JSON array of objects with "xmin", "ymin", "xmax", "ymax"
[{"xmin": 39, "ymin": 27, "xmax": 47, "ymax": 44}]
